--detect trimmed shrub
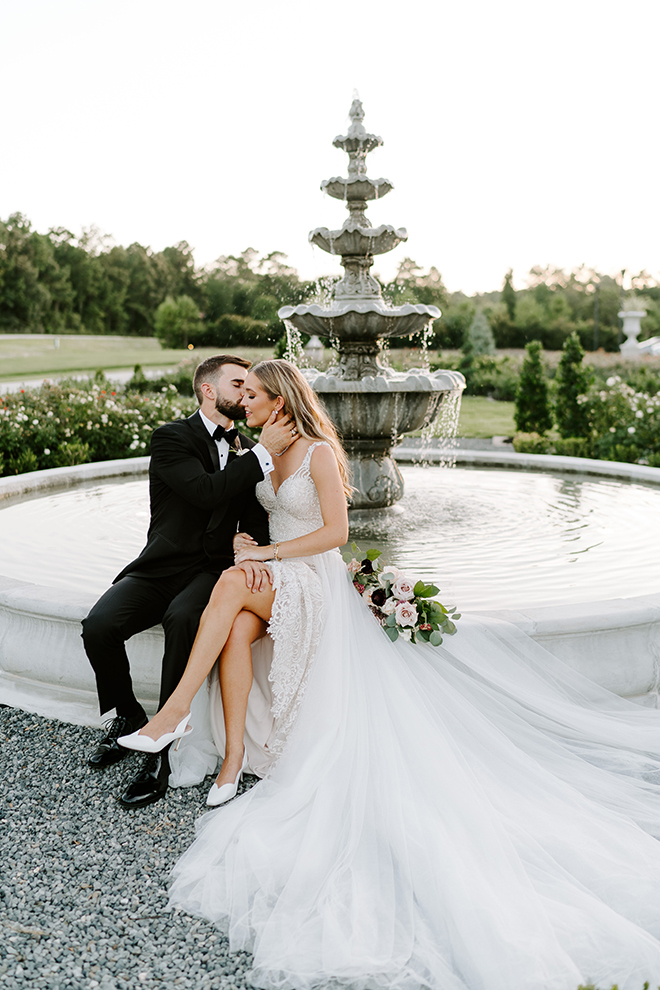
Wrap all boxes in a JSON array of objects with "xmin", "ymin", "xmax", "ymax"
[
  {"xmin": 512, "ymin": 432, "xmax": 553, "ymax": 454},
  {"xmin": 553, "ymin": 437, "xmax": 593, "ymax": 458},
  {"xmin": 514, "ymin": 340, "xmax": 552, "ymax": 434},
  {"xmin": 554, "ymin": 332, "xmax": 592, "ymax": 438},
  {"xmin": 466, "ymin": 310, "xmax": 495, "ymax": 356}
]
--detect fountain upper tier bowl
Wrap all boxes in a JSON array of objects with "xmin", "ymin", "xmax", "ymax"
[{"xmin": 280, "ymin": 299, "xmax": 440, "ymax": 342}]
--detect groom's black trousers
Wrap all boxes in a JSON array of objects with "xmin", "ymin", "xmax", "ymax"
[{"xmin": 82, "ymin": 568, "xmax": 222, "ymax": 717}]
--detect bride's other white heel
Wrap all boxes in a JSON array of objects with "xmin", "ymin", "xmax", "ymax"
[
  {"xmin": 118, "ymin": 713, "xmax": 192, "ymax": 753},
  {"xmin": 207, "ymin": 749, "xmax": 249, "ymax": 807}
]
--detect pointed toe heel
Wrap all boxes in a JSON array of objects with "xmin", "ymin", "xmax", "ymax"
[
  {"xmin": 118, "ymin": 713, "xmax": 192, "ymax": 753},
  {"xmin": 206, "ymin": 749, "xmax": 248, "ymax": 807}
]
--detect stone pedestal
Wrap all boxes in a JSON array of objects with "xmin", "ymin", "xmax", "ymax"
[{"xmin": 619, "ymin": 310, "xmax": 647, "ymax": 361}]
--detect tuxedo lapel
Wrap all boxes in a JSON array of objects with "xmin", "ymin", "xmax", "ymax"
[{"xmin": 187, "ymin": 410, "xmax": 220, "ymax": 472}]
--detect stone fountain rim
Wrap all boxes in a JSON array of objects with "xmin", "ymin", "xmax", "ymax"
[
  {"xmin": 2, "ymin": 453, "xmax": 660, "ymax": 726},
  {"xmin": 278, "ymin": 300, "xmax": 441, "ymax": 319},
  {"xmin": 308, "ymin": 369, "xmax": 465, "ymax": 392}
]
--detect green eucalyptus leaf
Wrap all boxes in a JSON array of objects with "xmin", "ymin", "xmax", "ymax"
[
  {"xmin": 385, "ymin": 613, "xmax": 397, "ymax": 627},
  {"xmin": 430, "ymin": 630, "xmax": 443, "ymax": 647},
  {"xmin": 384, "ymin": 626, "xmax": 399, "ymax": 642}
]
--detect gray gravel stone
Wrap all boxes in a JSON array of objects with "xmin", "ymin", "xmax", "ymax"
[{"xmin": 0, "ymin": 707, "xmax": 257, "ymax": 989}]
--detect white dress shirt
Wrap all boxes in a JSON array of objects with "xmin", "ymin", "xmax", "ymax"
[{"xmin": 198, "ymin": 409, "xmax": 274, "ymax": 475}]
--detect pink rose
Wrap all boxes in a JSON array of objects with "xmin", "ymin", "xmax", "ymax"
[
  {"xmin": 395, "ymin": 601, "xmax": 418, "ymax": 627},
  {"xmin": 391, "ymin": 575, "xmax": 416, "ymax": 601},
  {"xmin": 347, "ymin": 558, "xmax": 362, "ymax": 575}
]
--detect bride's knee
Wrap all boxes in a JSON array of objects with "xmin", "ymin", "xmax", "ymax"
[{"xmin": 208, "ymin": 567, "xmax": 247, "ymax": 607}]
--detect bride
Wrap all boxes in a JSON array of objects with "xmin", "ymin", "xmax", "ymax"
[{"xmin": 122, "ymin": 360, "xmax": 660, "ymax": 990}]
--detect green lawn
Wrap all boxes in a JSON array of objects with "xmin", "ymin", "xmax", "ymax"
[
  {"xmin": 0, "ymin": 335, "xmax": 273, "ymax": 381},
  {"xmin": 458, "ymin": 396, "xmax": 515, "ymax": 438}
]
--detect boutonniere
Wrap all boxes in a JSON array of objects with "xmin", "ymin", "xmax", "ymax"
[{"xmin": 232, "ymin": 437, "xmax": 249, "ymax": 456}]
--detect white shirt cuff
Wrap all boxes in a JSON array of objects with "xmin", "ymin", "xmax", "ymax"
[{"xmin": 251, "ymin": 442, "xmax": 274, "ymax": 475}]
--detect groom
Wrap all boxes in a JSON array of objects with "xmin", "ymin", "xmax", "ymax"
[{"xmin": 82, "ymin": 354, "xmax": 292, "ymax": 808}]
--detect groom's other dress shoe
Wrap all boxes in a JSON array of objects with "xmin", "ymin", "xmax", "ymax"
[
  {"xmin": 119, "ymin": 750, "xmax": 170, "ymax": 809},
  {"xmin": 88, "ymin": 713, "xmax": 147, "ymax": 768}
]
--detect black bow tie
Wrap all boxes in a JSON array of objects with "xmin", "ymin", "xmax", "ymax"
[{"xmin": 213, "ymin": 425, "xmax": 239, "ymax": 445}]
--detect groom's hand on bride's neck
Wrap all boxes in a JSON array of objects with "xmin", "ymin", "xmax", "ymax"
[{"xmin": 259, "ymin": 410, "xmax": 299, "ymax": 456}]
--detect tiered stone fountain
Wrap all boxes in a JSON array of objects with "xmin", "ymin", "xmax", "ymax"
[{"xmin": 279, "ymin": 99, "xmax": 465, "ymax": 509}]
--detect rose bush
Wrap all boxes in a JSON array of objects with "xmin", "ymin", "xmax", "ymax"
[{"xmin": 0, "ymin": 377, "xmax": 197, "ymax": 476}]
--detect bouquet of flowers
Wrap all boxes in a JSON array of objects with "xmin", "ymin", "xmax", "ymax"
[{"xmin": 343, "ymin": 543, "xmax": 460, "ymax": 646}]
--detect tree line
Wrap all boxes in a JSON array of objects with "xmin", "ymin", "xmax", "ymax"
[{"xmin": 2, "ymin": 213, "xmax": 659, "ymax": 352}]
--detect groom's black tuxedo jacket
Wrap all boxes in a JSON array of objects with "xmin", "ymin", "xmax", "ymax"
[{"xmin": 114, "ymin": 410, "xmax": 269, "ymax": 583}]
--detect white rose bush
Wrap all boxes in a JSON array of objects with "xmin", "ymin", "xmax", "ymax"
[
  {"xmin": 0, "ymin": 376, "xmax": 197, "ymax": 477},
  {"xmin": 343, "ymin": 544, "xmax": 460, "ymax": 647}
]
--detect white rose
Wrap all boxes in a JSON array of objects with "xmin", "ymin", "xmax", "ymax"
[
  {"xmin": 391, "ymin": 575, "xmax": 416, "ymax": 601},
  {"xmin": 381, "ymin": 597, "xmax": 398, "ymax": 615},
  {"xmin": 395, "ymin": 601, "xmax": 418, "ymax": 627},
  {"xmin": 347, "ymin": 558, "xmax": 362, "ymax": 575},
  {"xmin": 398, "ymin": 627, "xmax": 412, "ymax": 641},
  {"xmin": 379, "ymin": 566, "xmax": 401, "ymax": 587}
]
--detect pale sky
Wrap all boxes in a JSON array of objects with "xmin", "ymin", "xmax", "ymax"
[{"xmin": 2, "ymin": 0, "xmax": 659, "ymax": 295}]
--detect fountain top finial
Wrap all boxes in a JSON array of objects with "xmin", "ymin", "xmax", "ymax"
[
  {"xmin": 333, "ymin": 99, "xmax": 383, "ymax": 175},
  {"xmin": 347, "ymin": 98, "xmax": 366, "ymax": 136}
]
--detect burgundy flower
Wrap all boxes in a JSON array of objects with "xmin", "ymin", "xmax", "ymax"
[
  {"xmin": 354, "ymin": 583, "xmax": 365, "ymax": 594},
  {"xmin": 371, "ymin": 588, "xmax": 387, "ymax": 608},
  {"xmin": 419, "ymin": 623, "xmax": 432, "ymax": 631},
  {"xmin": 360, "ymin": 559, "xmax": 374, "ymax": 574}
]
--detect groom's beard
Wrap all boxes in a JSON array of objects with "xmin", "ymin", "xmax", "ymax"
[{"xmin": 214, "ymin": 397, "xmax": 245, "ymax": 421}]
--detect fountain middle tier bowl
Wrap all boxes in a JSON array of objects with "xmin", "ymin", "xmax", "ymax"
[
  {"xmin": 321, "ymin": 176, "xmax": 394, "ymax": 201},
  {"xmin": 309, "ymin": 223, "xmax": 407, "ymax": 256},
  {"xmin": 310, "ymin": 370, "xmax": 464, "ymax": 443},
  {"xmin": 279, "ymin": 300, "xmax": 441, "ymax": 341}
]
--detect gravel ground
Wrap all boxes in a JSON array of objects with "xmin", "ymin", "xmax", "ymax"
[{"xmin": 0, "ymin": 706, "xmax": 258, "ymax": 990}]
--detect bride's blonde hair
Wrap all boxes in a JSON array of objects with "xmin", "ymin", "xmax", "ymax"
[{"xmin": 251, "ymin": 359, "xmax": 351, "ymax": 498}]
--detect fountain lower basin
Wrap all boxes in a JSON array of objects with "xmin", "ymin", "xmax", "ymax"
[{"xmin": 1, "ymin": 454, "xmax": 660, "ymax": 727}]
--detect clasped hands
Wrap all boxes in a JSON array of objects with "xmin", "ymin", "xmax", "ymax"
[{"xmin": 233, "ymin": 532, "xmax": 274, "ymax": 593}]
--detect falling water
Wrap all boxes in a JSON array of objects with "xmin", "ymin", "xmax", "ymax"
[
  {"xmin": 419, "ymin": 321, "xmax": 435, "ymax": 370},
  {"xmin": 283, "ymin": 320, "xmax": 306, "ymax": 366}
]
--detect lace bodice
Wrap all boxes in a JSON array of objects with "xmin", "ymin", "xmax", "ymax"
[{"xmin": 256, "ymin": 442, "xmax": 327, "ymax": 543}]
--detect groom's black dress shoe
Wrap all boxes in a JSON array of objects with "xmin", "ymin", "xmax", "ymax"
[
  {"xmin": 88, "ymin": 713, "xmax": 147, "ymax": 768},
  {"xmin": 119, "ymin": 749, "xmax": 170, "ymax": 809}
]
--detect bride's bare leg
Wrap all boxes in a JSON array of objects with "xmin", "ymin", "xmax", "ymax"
[
  {"xmin": 215, "ymin": 609, "xmax": 267, "ymax": 788},
  {"xmin": 138, "ymin": 568, "xmax": 274, "ymax": 741}
]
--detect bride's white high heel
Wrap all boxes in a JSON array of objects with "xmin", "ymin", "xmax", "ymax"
[
  {"xmin": 117, "ymin": 713, "xmax": 192, "ymax": 753},
  {"xmin": 206, "ymin": 749, "xmax": 249, "ymax": 807}
]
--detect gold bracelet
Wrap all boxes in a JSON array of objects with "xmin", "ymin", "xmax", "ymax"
[{"xmin": 273, "ymin": 542, "xmax": 282, "ymax": 561}]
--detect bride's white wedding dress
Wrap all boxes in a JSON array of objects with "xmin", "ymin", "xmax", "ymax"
[{"xmin": 169, "ymin": 443, "xmax": 660, "ymax": 990}]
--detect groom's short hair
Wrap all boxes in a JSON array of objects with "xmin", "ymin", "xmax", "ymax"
[{"xmin": 193, "ymin": 354, "xmax": 251, "ymax": 403}]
